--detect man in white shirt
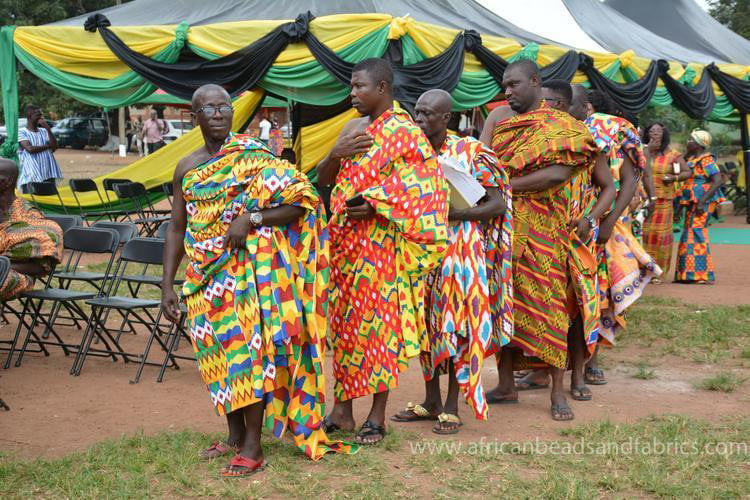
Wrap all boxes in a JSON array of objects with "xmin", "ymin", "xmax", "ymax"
[{"xmin": 258, "ymin": 115, "xmax": 272, "ymax": 145}]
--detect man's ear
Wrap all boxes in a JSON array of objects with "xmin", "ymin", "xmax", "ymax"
[{"xmin": 378, "ymin": 80, "xmax": 386, "ymax": 95}]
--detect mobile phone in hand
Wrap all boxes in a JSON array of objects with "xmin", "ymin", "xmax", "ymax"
[{"xmin": 345, "ymin": 194, "xmax": 366, "ymax": 207}]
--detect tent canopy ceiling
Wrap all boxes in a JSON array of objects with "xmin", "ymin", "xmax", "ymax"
[
  {"xmin": 606, "ymin": 0, "xmax": 750, "ymax": 66},
  {"xmin": 51, "ymin": 0, "xmax": 555, "ymax": 45},
  {"xmin": 561, "ymin": 0, "xmax": 718, "ymax": 64}
]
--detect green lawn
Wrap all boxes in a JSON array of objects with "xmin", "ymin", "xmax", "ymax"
[
  {"xmin": 1, "ymin": 415, "xmax": 747, "ymax": 498},
  {"xmin": 623, "ymin": 296, "xmax": 750, "ymax": 365}
]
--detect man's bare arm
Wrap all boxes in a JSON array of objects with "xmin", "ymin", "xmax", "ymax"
[
  {"xmin": 479, "ymin": 106, "xmax": 515, "ymax": 147},
  {"xmin": 511, "ymin": 165, "xmax": 574, "ymax": 193}
]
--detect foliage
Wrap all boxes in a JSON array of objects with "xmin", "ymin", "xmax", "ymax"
[
  {"xmin": 0, "ymin": 1, "xmax": 122, "ymax": 120},
  {"xmin": 709, "ymin": 0, "xmax": 750, "ymax": 39}
]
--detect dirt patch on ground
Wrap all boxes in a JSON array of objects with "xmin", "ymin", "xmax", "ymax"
[{"xmin": 2, "ymin": 236, "xmax": 749, "ymax": 459}]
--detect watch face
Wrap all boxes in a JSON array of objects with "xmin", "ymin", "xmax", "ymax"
[{"xmin": 250, "ymin": 212, "xmax": 262, "ymax": 225}]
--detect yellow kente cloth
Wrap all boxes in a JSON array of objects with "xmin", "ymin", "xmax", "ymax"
[
  {"xmin": 181, "ymin": 135, "xmax": 354, "ymax": 459},
  {"xmin": 328, "ymin": 108, "xmax": 449, "ymax": 401}
]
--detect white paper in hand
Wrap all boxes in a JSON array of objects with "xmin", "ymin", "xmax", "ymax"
[{"xmin": 438, "ymin": 154, "xmax": 486, "ymax": 209}]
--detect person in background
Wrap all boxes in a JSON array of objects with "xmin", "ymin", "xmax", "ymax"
[
  {"xmin": 0, "ymin": 159, "xmax": 63, "ymax": 300},
  {"xmin": 258, "ymin": 113, "xmax": 272, "ymax": 146},
  {"xmin": 641, "ymin": 123, "xmax": 689, "ymax": 282},
  {"xmin": 674, "ymin": 130, "xmax": 724, "ymax": 284},
  {"xmin": 17, "ymin": 104, "xmax": 63, "ymax": 193},
  {"xmin": 141, "ymin": 109, "xmax": 167, "ymax": 155},
  {"xmin": 133, "ymin": 116, "xmax": 145, "ymax": 157}
]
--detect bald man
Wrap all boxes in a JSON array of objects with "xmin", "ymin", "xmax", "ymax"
[
  {"xmin": 161, "ymin": 84, "xmax": 350, "ymax": 475},
  {"xmin": 390, "ymin": 90, "xmax": 512, "ymax": 433}
]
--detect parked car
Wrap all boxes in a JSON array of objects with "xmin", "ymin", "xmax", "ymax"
[
  {"xmin": 163, "ymin": 119, "xmax": 194, "ymax": 143},
  {"xmin": 52, "ymin": 117, "xmax": 109, "ymax": 149},
  {"xmin": 0, "ymin": 119, "xmax": 28, "ymax": 143}
]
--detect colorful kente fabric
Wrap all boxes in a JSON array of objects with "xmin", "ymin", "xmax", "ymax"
[
  {"xmin": 586, "ymin": 115, "xmax": 661, "ymax": 344},
  {"xmin": 642, "ymin": 149, "xmax": 682, "ymax": 275},
  {"xmin": 492, "ymin": 107, "xmax": 597, "ymax": 369},
  {"xmin": 0, "ymin": 198, "xmax": 62, "ymax": 300},
  {"xmin": 328, "ymin": 108, "xmax": 449, "ymax": 402},
  {"xmin": 419, "ymin": 134, "xmax": 512, "ymax": 420},
  {"xmin": 675, "ymin": 153, "xmax": 723, "ymax": 283},
  {"xmin": 181, "ymin": 134, "xmax": 354, "ymax": 460}
]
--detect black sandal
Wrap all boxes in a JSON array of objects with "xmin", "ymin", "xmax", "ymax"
[
  {"xmin": 584, "ymin": 367, "xmax": 608, "ymax": 385},
  {"xmin": 322, "ymin": 415, "xmax": 341, "ymax": 434},
  {"xmin": 354, "ymin": 420, "xmax": 386, "ymax": 445}
]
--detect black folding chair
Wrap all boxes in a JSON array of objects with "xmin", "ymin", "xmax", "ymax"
[
  {"xmin": 162, "ymin": 181, "xmax": 174, "ymax": 208},
  {"xmin": 69, "ymin": 178, "xmax": 127, "ymax": 222},
  {"xmin": 156, "ymin": 303, "xmax": 194, "ymax": 383},
  {"xmin": 7, "ymin": 227, "xmax": 121, "ymax": 369},
  {"xmin": 102, "ymin": 178, "xmax": 132, "ymax": 215},
  {"xmin": 114, "ymin": 182, "xmax": 170, "ymax": 237},
  {"xmin": 29, "ymin": 182, "xmax": 68, "ymax": 215},
  {"xmin": 72, "ymin": 238, "xmax": 178, "ymax": 379},
  {"xmin": 0, "ymin": 257, "xmax": 10, "ymax": 409},
  {"xmin": 45, "ymin": 214, "xmax": 83, "ymax": 234}
]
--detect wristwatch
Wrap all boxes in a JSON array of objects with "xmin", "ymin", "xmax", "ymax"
[
  {"xmin": 583, "ymin": 214, "xmax": 595, "ymax": 227},
  {"xmin": 248, "ymin": 211, "xmax": 263, "ymax": 227}
]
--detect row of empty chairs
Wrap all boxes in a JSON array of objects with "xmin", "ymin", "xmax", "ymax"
[
  {"xmin": 27, "ymin": 179, "xmax": 174, "ymax": 237},
  {"xmin": 1, "ymin": 216, "xmax": 192, "ymax": 384}
]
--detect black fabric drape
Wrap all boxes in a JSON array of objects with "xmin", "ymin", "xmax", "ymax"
[
  {"xmin": 385, "ymin": 33, "xmax": 467, "ymax": 106},
  {"xmin": 464, "ymin": 30, "xmax": 507, "ymax": 86},
  {"xmin": 83, "ymin": 12, "xmax": 314, "ymax": 99},
  {"xmin": 657, "ymin": 60, "xmax": 715, "ymax": 119},
  {"xmin": 578, "ymin": 53, "xmax": 659, "ymax": 113},
  {"xmin": 706, "ymin": 64, "xmax": 750, "ymax": 113},
  {"xmin": 540, "ymin": 50, "xmax": 580, "ymax": 83}
]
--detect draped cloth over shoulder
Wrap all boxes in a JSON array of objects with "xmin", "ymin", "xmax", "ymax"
[
  {"xmin": 420, "ymin": 134, "xmax": 513, "ymax": 420},
  {"xmin": 492, "ymin": 107, "xmax": 597, "ymax": 369},
  {"xmin": 181, "ymin": 134, "xmax": 354, "ymax": 460},
  {"xmin": 328, "ymin": 108, "xmax": 449, "ymax": 402}
]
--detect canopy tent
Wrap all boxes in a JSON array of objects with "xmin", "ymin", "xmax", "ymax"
[
  {"xmin": 1, "ymin": 0, "xmax": 749, "ymax": 216},
  {"xmin": 606, "ymin": 0, "xmax": 750, "ymax": 66}
]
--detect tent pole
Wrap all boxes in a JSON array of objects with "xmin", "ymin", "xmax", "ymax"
[{"xmin": 742, "ymin": 113, "xmax": 750, "ymax": 224}]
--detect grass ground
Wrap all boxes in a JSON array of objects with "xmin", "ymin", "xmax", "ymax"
[
  {"xmin": 2, "ymin": 271, "xmax": 749, "ymax": 498},
  {"xmin": 0, "ymin": 415, "xmax": 747, "ymax": 498}
]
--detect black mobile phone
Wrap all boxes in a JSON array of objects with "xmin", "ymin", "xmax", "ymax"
[{"xmin": 345, "ymin": 194, "xmax": 366, "ymax": 207}]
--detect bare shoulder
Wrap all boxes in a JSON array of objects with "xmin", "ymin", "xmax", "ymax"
[
  {"xmin": 174, "ymin": 149, "xmax": 208, "ymax": 183},
  {"xmin": 487, "ymin": 105, "xmax": 516, "ymax": 125},
  {"xmin": 341, "ymin": 116, "xmax": 370, "ymax": 136}
]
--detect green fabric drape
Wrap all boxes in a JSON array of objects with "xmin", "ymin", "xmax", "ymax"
[
  {"xmin": 13, "ymin": 22, "xmax": 189, "ymax": 108},
  {"xmin": 1, "ymin": 26, "xmax": 19, "ymax": 160},
  {"xmin": 192, "ymin": 25, "xmax": 390, "ymax": 106}
]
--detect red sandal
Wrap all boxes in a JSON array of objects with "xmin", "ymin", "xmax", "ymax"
[
  {"xmin": 220, "ymin": 454, "xmax": 268, "ymax": 478},
  {"xmin": 199, "ymin": 441, "xmax": 238, "ymax": 460}
]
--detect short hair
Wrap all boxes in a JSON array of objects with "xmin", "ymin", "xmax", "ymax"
[
  {"xmin": 642, "ymin": 122, "xmax": 671, "ymax": 154},
  {"xmin": 191, "ymin": 84, "xmax": 231, "ymax": 110},
  {"xmin": 24, "ymin": 104, "xmax": 40, "ymax": 115},
  {"xmin": 352, "ymin": 58, "xmax": 394, "ymax": 86},
  {"xmin": 541, "ymin": 79, "xmax": 573, "ymax": 104},
  {"xmin": 504, "ymin": 59, "xmax": 540, "ymax": 80},
  {"xmin": 587, "ymin": 89, "xmax": 619, "ymax": 116}
]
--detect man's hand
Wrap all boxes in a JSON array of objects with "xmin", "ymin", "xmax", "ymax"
[
  {"xmin": 570, "ymin": 217, "xmax": 593, "ymax": 242},
  {"xmin": 662, "ymin": 173, "xmax": 675, "ymax": 185},
  {"xmin": 331, "ymin": 130, "xmax": 374, "ymax": 159},
  {"xmin": 226, "ymin": 213, "xmax": 251, "ymax": 249},
  {"xmin": 161, "ymin": 287, "xmax": 181, "ymax": 324},
  {"xmin": 38, "ymin": 118, "xmax": 51, "ymax": 129},
  {"xmin": 597, "ymin": 218, "xmax": 615, "ymax": 245},
  {"xmin": 346, "ymin": 200, "xmax": 376, "ymax": 220}
]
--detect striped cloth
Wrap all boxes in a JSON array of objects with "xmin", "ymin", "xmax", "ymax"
[{"xmin": 17, "ymin": 127, "xmax": 62, "ymax": 188}]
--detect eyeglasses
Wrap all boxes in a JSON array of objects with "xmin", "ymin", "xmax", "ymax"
[{"xmin": 194, "ymin": 105, "xmax": 233, "ymax": 116}]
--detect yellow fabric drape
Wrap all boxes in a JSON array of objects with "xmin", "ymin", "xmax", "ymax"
[
  {"xmin": 294, "ymin": 108, "xmax": 361, "ymax": 175},
  {"xmin": 188, "ymin": 15, "xmax": 391, "ymax": 65},
  {"xmin": 23, "ymin": 90, "xmax": 265, "ymax": 208},
  {"xmin": 14, "ymin": 25, "xmax": 179, "ymax": 79}
]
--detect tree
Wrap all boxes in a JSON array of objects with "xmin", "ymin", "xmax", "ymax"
[
  {"xmin": 708, "ymin": 0, "xmax": 750, "ymax": 39},
  {"xmin": 0, "ymin": 1, "xmax": 121, "ymax": 119}
]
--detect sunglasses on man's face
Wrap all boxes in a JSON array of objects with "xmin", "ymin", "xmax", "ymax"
[{"xmin": 194, "ymin": 105, "xmax": 233, "ymax": 116}]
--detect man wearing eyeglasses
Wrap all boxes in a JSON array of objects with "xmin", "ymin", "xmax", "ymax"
[{"xmin": 161, "ymin": 84, "xmax": 353, "ymax": 477}]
